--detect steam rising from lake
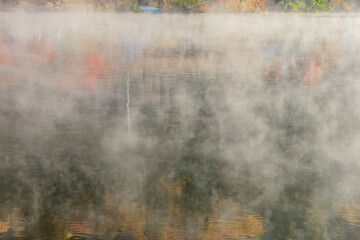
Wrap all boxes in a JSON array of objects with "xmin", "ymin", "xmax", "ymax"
[{"xmin": 1, "ymin": 12, "xmax": 360, "ymax": 239}]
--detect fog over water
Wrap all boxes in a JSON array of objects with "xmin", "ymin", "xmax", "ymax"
[{"xmin": 1, "ymin": 12, "xmax": 360, "ymax": 239}]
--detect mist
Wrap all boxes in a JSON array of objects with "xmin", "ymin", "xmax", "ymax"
[{"xmin": 1, "ymin": 12, "xmax": 360, "ymax": 239}]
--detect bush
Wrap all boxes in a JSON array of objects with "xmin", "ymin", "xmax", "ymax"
[
  {"xmin": 174, "ymin": 0, "xmax": 203, "ymax": 11},
  {"xmin": 279, "ymin": 0, "xmax": 307, "ymax": 11},
  {"xmin": 279, "ymin": 0, "xmax": 353, "ymax": 11}
]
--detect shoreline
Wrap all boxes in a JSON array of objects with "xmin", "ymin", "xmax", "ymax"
[{"xmin": 0, "ymin": 2, "xmax": 357, "ymax": 13}]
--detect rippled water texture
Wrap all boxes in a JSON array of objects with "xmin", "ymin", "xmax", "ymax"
[{"xmin": 1, "ymin": 12, "xmax": 360, "ymax": 239}]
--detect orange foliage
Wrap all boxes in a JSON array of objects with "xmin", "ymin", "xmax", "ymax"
[
  {"xmin": 199, "ymin": 6, "xmax": 211, "ymax": 11},
  {"xmin": 250, "ymin": 0, "xmax": 270, "ymax": 12},
  {"xmin": 223, "ymin": 0, "xmax": 273, "ymax": 12}
]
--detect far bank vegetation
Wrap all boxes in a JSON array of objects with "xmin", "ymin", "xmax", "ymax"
[{"xmin": 0, "ymin": 0, "xmax": 355, "ymax": 13}]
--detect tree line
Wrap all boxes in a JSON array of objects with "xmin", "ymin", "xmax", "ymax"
[{"xmin": 0, "ymin": 0, "xmax": 355, "ymax": 12}]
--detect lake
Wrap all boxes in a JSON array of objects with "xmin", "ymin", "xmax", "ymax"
[{"xmin": 1, "ymin": 12, "xmax": 360, "ymax": 240}]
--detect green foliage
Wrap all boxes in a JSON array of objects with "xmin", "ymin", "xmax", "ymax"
[
  {"xmin": 115, "ymin": 0, "xmax": 139, "ymax": 11},
  {"xmin": 132, "ymin": 1, "xmax": 138, "ymax": 11},
  {"xmin": 308, "ymin": 0, "xmax": 332, "ymax": 11},
  {"xmin": 174, "ymin": 0, "xmax": 203, "ymax": 11},
  {"xmin": 279, "ymin": 0, "xmax": 332, "ymax": 12},
  {"xmin": 279, "ymin": 0, "xmax": 307, "ymax": 11}
]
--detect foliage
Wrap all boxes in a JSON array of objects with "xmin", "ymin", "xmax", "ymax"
[
  {"xmin": 331, "ymin": 0, "xmax": 353, "ymax": 10},
  {"xmin": 174, "ymin": 0, "xmax": 203, "ymax": 11},
  {"xmin": 0, "ymin": 0, "xmax": 355, "ymax": 12},
  {"xmin": 279, "ymin": 0, "xmax": 307, "ymax": 11},
  {"xmin": 214, "ymin": 0, "xmax": 273, "ymax": 13},
  {"xmin": 115, "ymin": 0, "xmax": 139, "ymax": 11},
  {"xmin": 308, "ymin": 0, "xmax": 332, "ymax": 11},
  {"xmin": 162, "ymin": 0, "xmax": 176, "ymax": 10},
  {"xmin": 242, "ymin": 0, "xmax": 272, "ymax": 12},
  {"xmin": 279, "ymin": 0, "xmax": 353, "ymax": 11}
]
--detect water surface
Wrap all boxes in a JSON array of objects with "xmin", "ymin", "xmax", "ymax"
[{"xmin": 1, "ymin": 13, "xmax": 360, "ymax": 240}]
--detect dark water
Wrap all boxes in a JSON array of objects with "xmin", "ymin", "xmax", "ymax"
[{"xmin": 1, "ymin": 13, "xmax": 360, "ymax": 240}]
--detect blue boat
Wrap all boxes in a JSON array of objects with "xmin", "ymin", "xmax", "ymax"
[{"xmin": 138, "ymin": 6, "xmax": 160, "ymax": 14}]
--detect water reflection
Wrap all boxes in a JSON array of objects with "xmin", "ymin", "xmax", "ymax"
[
  {"xmin": 204, "ymin": 201, "xmax": 265, "ymax": 240},
  {"xmin": 338, "ymin": 204, "xmax": 360, "ymax": 228},
  {"xmin": 1, "ymin": 13, "xmax": 360, "ymax": 240}
]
